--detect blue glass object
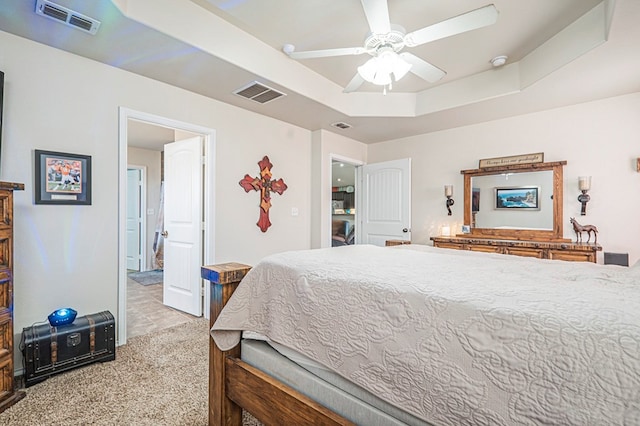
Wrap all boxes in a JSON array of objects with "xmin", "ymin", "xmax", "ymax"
[{"xmin": 47, "ymin": 308, "xmax": 77, "ymax": 326}]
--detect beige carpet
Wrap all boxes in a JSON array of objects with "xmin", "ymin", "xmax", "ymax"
[{"xmin": 0, "ymin": 318, "xmax": 261, "ymax": 426}]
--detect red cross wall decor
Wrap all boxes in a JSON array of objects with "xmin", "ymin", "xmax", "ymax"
[{"xmin": 239, "ymin": 156, "xmax": 288, "ymax": 232}]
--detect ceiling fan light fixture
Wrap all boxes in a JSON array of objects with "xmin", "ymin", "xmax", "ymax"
[
  {"xmin": 358, "ymin": 58, "xmax": 392, "ymax": 85},
  {"xmin": 357, "ymin": 58, "xmax": 378, "ymax": 82},
  {"xmin": 372, "ymin": 69, "xmax": 392, "ymax": 86},
  {"xmin": 391, "ymin": 56, "xmax": 412, "ymax": 81},
  {"xmin": 357, "ymin": 50, "xmax": 412, "ymax": 86}
]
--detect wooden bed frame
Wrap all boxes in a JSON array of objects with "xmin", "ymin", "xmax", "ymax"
[{"xmin": 202, "ymin": 263, "xmax": 356, "ymax": 426}]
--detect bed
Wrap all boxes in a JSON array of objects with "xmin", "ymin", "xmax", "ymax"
[{"xmin": 202, "ymin": 244, "xmax": 640, "ymax": 426}]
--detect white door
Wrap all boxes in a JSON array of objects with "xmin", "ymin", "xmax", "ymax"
[
  {"xmin": 358, "ymin": 158, "xmax": 411, "ymax": 246},
  {"xmin": 163, "ymin": 136, "xmax": 203, "ymax": 316},
  {"xmin": 126, "ymin": 169, "xmax": 142, "ymax": 271}
]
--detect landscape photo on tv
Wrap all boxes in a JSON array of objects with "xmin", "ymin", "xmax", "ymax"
[{"xmin": 495, "ymin": 186, "xmax": 540, "ymax": 210}]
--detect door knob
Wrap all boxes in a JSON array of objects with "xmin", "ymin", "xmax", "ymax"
[
  {"xmin": 402, "ymin": 228, "xmax": 408, "ymax": 233},
  {"xmin": 161, "ymin": 230, "xmax": 168, "ymax": 238}
]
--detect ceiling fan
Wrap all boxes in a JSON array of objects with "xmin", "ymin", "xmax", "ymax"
[{"xmin": 282, "ymin": 1, "xmax": 498, "ymax": 93}]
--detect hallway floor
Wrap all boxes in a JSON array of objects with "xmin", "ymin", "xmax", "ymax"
[{"xmin": 127, "ymin": 276, "xmax": 198, "ymax": 339}]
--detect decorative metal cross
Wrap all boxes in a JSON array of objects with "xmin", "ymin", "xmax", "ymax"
[{"xmin": 239, "ymin": 156, "xmax": 288, "ymax": 232}]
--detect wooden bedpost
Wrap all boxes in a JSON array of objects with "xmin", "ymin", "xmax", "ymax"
[{"xmin": 201, "ymin": 263, "xmax": 252, "ymax": 426}]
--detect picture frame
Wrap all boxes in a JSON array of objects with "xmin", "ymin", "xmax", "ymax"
[
  {"xmin": 34, "ymin": 150, "xmax": 92, "ymax": 205},
  {"xmin": 495, "ymin": 186, "xmax": 539, "ymax": 210}
]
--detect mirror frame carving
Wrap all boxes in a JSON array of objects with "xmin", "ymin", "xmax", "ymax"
[{"xmin": 461, "ymin": 161, "xmax": 568, "ymax": 241}]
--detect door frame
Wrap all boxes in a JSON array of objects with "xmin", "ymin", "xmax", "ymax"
[
  {"xmin": 329, "ymin": 154, "xmax": 363, "ymax": 247},
  {"xmin": 118, "ymin": 107, "xmax": 216, "ymax": 346},
  {"xmin": 126, "ymin": 165, "xmax": 147, "ymax": 272}
]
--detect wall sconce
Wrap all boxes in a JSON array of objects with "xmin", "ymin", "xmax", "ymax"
[
  {"xmin": 578, "ymin": 176, "xmax": 591, "ymax": 216},
  {"xmin": 444, "ymin": 185, "xmax": 454, "ymax": 215}
]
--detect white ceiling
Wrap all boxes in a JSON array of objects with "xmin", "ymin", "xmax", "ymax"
[
  {"xmin": 1, "ymin": 0, "xmax": 639, "ymax": 145},
  {"xmin": 192, "ymin": 0, "xmax": 600, "ymax": 92}
]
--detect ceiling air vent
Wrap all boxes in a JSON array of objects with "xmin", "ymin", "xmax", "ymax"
[
  {"xmin": 35, "ymin": 0, "xmax": 101, "ymax": 35},
  {"xmin": 233, "ymin": 81, "xmax": 286, "ymax": 104},
  {"xmin": 331, "ymin": 122, "xmax": 352, "ymax": 130}
]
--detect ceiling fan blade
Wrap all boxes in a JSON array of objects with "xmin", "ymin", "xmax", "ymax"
[
  {"xmin": 285, "ymin": 46, "xmax": 367, "ymax": 59},
  {"xmin": 360, "ymin": 0, "xmax": 391, "ymax": 34},
  {"xmin": 404, "ymin": 4, "xmax": 498, "ymax": 47},
  {"xmin": 400, "ymin": 53, "xmax": 446, "ymax": 83},
  {"xmin": 343, "ymin": 73, "xmax": 365, "ymax": 93}
]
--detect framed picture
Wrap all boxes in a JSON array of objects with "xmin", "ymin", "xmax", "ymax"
[
  {"xmin": 495, "ymin": 186, "xmax": 539, "ymax": 210},
  {"xmin": 35, "ymin": 150, "xmax": 92, "ymax": 205}
]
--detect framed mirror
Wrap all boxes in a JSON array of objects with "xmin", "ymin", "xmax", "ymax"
[{"xmin": 461, "ymin": 161, "xmax": 568, "ymax": 241}]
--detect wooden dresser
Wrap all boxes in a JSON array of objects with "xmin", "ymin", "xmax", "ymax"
[
  {"xmin": 0, "ymin": 182, "xmax": 25, "ymax": 412},
  {"xmin": 430, "ymin": 236, "xmax": 601, "ymax": 263}
]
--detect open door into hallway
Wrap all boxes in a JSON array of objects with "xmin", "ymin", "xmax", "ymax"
[{"xmin": 118, "ymin": 108, "xmax": 216, "ymax": 345}]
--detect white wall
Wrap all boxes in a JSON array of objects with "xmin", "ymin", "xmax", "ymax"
[
  {"xmin": 127, "ymin": 147, "xmax": 161, "ymax": 270},
  {"xmin": 0, "ymin": 31, "xmax": 313, "ymax": 352},
  {"xmin": 368, "ymin": 91, "xmax": 640, "ymax": 265}
]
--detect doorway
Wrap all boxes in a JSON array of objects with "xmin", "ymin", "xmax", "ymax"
[
  {"xmin": 329, "ymin": 154, "xmax": 363, "ymax": 247},
  {"xmin": 118, "ymin": 108, "xmax": 216, "ymax": 345},
  {"xmin": 331, "ymin": 160, "xmax": 357, "ymax": 247}
]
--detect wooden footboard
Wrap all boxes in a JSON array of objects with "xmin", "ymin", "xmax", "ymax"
[{"xmin": 202, "ymin": 263, "xmax": 355, "ymax": 426}]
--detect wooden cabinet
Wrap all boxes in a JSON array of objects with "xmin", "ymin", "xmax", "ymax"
[
  {"xmin": 332, "ymin": 190, "xmax": 355, "ymax": 210},
  {"xmin": 385, "ymin": 240, "xmax": 411, "ymax": 247},
  {"xmin": 0, "ymin": 182, "xmax": 25, "ymax": 413},
  {"xmin": 430, "ymin": 236, "xmax": 601, "ymax": 263}
]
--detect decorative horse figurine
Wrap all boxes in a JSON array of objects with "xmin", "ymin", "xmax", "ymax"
[{"xmin": 570, "ymin": 217, "xmax": 598, "ymax": 244}]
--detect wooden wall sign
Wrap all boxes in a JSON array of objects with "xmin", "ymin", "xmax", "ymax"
[
  {"xmin": 479, "ymin": 152, "xmax": 544, "ymax": 168},
  {"xmin": 239, "ymin": 156, "xmax": 288, "ymax": 232}
]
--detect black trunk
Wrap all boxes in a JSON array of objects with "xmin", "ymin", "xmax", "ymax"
[{"xmin": 22, "ymin": 311, "xmax": 116, "ymax": 387}]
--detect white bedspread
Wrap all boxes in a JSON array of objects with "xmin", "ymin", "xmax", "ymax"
[{"xmin": 211, "ymin": 244, "xmax": 640, "ymax": 425}]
